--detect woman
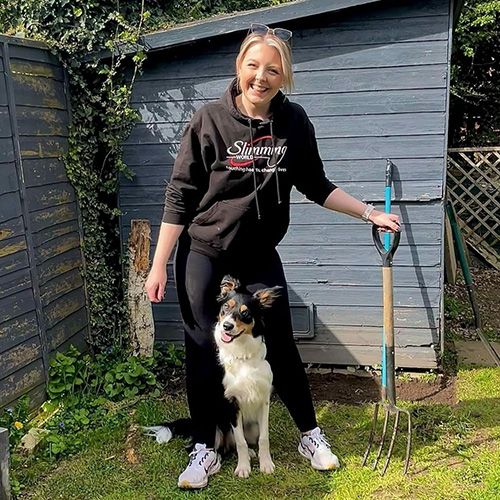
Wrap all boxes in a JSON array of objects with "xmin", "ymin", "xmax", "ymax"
[{"xmin": 146, "ymin": 24, "xmax": 401, "ymax": 489}]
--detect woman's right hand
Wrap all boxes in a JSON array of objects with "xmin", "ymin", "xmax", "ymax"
[{"xmin": 145, "ymin": 266, "xmax": 167, "ymax": 303}]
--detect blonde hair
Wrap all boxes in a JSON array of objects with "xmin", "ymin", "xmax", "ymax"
[{"xmin": 235, "ymin": 33, "xmax": 294, "ymax": 94}]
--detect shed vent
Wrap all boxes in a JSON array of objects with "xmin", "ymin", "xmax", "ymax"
[{"xmin": 291, "ymin": 303, "xmax": 316, "ymax": 339}]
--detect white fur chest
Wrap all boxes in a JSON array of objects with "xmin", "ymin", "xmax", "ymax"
[{"xmin": 216, "ymin": 333, "xmax": 273, "ymax": 407}]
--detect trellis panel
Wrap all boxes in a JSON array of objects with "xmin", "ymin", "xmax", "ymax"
[{"xmin": 447, "ymin": 147, "xmax": 500, "ymax": 269}]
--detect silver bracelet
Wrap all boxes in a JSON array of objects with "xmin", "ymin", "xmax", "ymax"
[{"xmin": 361, "ymin": 204, "xmax": 375, "ymax": 222}]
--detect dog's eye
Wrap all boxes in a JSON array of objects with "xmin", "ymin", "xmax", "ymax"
[
  {"xmin": 240, "ymin": 309, "xmax": 252, "ymax": 323},
  {"xmin": 222, "ymin": 302, "xmax": 231, "ymax": 311}
]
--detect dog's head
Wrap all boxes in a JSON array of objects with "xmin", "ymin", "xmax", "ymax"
[{"xmin": 215, "ymin": 275, "xmax": 282, "ymax": 344}]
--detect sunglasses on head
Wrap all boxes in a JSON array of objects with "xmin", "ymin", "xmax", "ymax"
[{"xmin": 250, "ymin": 23, "xmax": 293, "ymax": 42}]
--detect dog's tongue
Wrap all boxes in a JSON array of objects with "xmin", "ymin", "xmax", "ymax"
[{"xmin": 221, "ymin": 332, "xmax": 233, "ymax": 343}]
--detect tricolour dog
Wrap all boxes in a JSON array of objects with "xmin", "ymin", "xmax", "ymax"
[{"xmin": 143, "ymin": 275, "xmax": 281, "ymax": 478}]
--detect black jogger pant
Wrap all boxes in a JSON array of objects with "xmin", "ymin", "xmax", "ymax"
[{"xmin": 174, "ymin": 239, "xmax": 317, "ymax": 447}]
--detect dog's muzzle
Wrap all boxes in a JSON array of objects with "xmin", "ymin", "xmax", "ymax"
[{"xmin": 220, "ymin": 321, "xmax": 244, "ymax": 343}]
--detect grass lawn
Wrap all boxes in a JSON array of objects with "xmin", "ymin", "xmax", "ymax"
[{"xmin": 16, "ymin": 366, "xmax": 500, "ymax": 500}]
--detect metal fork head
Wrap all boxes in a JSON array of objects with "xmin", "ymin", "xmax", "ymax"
[{"xmin": 362, "ymin": 401, "xmax": 412, "ymax": 475}]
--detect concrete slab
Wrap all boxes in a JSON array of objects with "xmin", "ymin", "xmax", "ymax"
[
  {"xmin": 455, "ymin": 340, "xmax": 500, "ymax": 367},
  {"xmin": 19, "ymin": 428, "xmax": 49, "ymax": 455}
]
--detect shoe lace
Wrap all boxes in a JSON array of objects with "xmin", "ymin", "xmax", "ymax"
[
  {"xmin": 309, "ymin": 430, "xmax": 331, "ymax": 450},
  {"xmin": 188, "ymin": 446, "xmax": 211, "ymax": 467}
]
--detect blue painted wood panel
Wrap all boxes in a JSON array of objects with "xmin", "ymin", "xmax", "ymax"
[
  {"xmin": 153, "ymin": 303, "xmax": 439, "ymax": 330},
  {"xmin": 132, "ymin": 89, "xmax": 448, "ymax": 122},
  {"xmin": 124, "ymin": 112, "xmax": 446, "ymax": 145},
  {"xmin": 120, "ymin": 200, "xmax": 442, "ymax": 229},
  {"xmin": 120, "ymin": 177, "xmax": 442, "ymax": 203}
]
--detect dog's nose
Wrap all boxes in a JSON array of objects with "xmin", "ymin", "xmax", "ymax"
[{"xmin": 223, "ymin": 322, "xmax": 234, "ymax": 332}]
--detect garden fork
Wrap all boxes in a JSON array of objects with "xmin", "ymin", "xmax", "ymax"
[{"xmin": 362, "ymin": 160, "xmax": 412, "ymax": 475}]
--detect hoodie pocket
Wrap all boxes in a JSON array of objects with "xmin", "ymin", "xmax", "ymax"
[{"xmin": 188, "ymin": 201, "xmax": 250, "ymax": 251}]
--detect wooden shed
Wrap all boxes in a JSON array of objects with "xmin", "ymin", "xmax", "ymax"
[
  {"xmin": 0, "ymin": 36, "xmax": 88, "ymax": 409},
  {"xmin": 120, "ymin": 0, "xmax": 462, "ymax": 369}
]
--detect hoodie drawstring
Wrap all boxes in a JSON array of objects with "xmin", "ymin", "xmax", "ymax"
[
  {"xmin": 269, "ymin": 119, "xmax": 282, "ymax": 205},
  {"xmin": 247, "ymin": 117, "xmax": 282, "ymax": 220},
  {"xmin": 247, "ymin": 119, "xmax": 262, "ymax": 220}
]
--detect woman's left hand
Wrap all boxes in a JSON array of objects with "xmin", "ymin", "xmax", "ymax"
[{"xmin": 369, "ymin": 210, "xmax": 401, "ymax": 233}]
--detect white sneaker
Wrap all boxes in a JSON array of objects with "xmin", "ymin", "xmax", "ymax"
[
  {"xmin": 298, "ymin": 427, "xmax": 340, "ymax": 470},
  {"xmin": 178, "ymin": 443, "xmax": 221, "ymax": 489}
]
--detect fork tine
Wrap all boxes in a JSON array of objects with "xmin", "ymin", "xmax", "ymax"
[
  {"xmin": 362, "ymin": 403, "xmax": 379, "ymax": 466},
  {"xmin": 381, "ymin": 410, "xmax": 400, "ymax": 475},
  {"xmin": 403, "ymin": 409, "xmax": 412, "ymax": 475},
  {"xmin": 372, "ymin": 406, "xmax": 390, "ymax": 470},
  {"xmin": 363, "ymin": 402, "xmax": 412, "ymax": 474}
]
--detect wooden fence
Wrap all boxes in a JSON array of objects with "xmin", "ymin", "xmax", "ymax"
[
  {"xmin": 447, "ymin": 147, "xmax": 500, "ymax": 269},
  {"xmin": 0, "ymin": 36, "xmax": 89, "ymax": 410}
]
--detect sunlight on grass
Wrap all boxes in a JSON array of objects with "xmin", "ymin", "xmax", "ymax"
[
  {"xmin": 18, "ymin": 368, "xmax": 500, "ymax": 500},
  {"xmin": 457, "ymin": 367, "xmax": 500, "ymax": 401}
]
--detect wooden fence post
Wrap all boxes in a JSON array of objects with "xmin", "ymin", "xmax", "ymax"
[
  {"xmin": 0, "ymin": 428, "xmax": 10, "ymax": 500},
  {"xmin": 128, "ymin": 220, "xmax": 155, "ymax": 357}
]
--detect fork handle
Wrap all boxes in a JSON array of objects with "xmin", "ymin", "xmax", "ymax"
[{"xmin": 383, "ymin": 266, "xmax": 396, "ymax": 405}]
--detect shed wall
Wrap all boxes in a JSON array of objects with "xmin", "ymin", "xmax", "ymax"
[
  {"xmin": 0, "ymin": 38, "xmax": 88, "ymax": 409},
  {"xmin": 120, "ymin": 0, "xmax": 451, "ymax": 369}
]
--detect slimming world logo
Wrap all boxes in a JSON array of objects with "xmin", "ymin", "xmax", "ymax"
[{"xmin": 226, "ymin": 135, "xmax": 287, "ymax": 169}]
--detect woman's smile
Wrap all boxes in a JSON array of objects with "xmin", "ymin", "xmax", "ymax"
[{"xmin": 250, "ymin": 82, "xmax": 269, "ymax": 94}]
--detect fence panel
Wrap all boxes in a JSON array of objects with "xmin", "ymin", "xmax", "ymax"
[
  {"xmin": 447, "ymin": 147, "xmax": 500, "ymax": 269},
  {"xmin": 0, "ymin": 36, "xmax": 88, "ymax": 410}
]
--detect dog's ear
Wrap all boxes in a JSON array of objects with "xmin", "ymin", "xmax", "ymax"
[
  {"xmin": 218, "ymin": 275, "xmax": 240, "ymax": 302},
  {"xmin": 254, "ymin": 286, "xmax": 282, "ymax": 309}
]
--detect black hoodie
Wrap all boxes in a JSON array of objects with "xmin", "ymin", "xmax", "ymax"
[{"xmin": 162, "ymin": 79, "xmax": 337, "ymax": 258}]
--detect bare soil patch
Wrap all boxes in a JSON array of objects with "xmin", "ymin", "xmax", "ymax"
[
  {"xmin": 307, "ymin": 372, "xmax": 457, "ymax": 406},
  {"xmin": 163, "ymin": 365, "xmax": 458, "ymax": 407}
]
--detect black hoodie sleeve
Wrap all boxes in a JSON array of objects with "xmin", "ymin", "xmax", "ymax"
[
  {"xmin": 162, "ymin": 113, "xmax": 209, "ymax": 225},
  {"xmin": 292, "ymin": 114, "xmax": 337, "ymax": 205}
]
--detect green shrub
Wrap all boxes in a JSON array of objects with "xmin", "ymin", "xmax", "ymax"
[
  {"xmin": 103, "ymin": 356, "xmax": 157, "ymax": 399},
  {"xmin": 47, "ymin": 346, "xmax": 94, "ymax": 406},
  {"xmin": 47, "ymin": 346, "xmax": 163, "ymax": 404}
]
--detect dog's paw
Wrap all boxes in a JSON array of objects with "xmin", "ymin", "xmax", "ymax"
[
  {"xmin": 248, "ymin": 448, "xmax": 257, "ymax": 460},
  {"xmin": 234, "ymin": 461, "xmax": 251, "ymax": 478},
  {"xmin": 259, "ymin": 456, "xmax": 275, "ymax": 474}
]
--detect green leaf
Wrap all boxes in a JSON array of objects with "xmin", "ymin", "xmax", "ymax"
[
  {"xmin": 123, "ymin": 373, "xmax": 136, "ymax": 384},
  {"xmin": 48, "ymin": 383, "xmax": 66, "ymax": 394},
  {"xmin": 124, "ymin": 386, "xmax": 138, "ymax": 398},
  {"xmin": 66, "ymin": 395, "xmax": 79, "ymax": 407}
]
